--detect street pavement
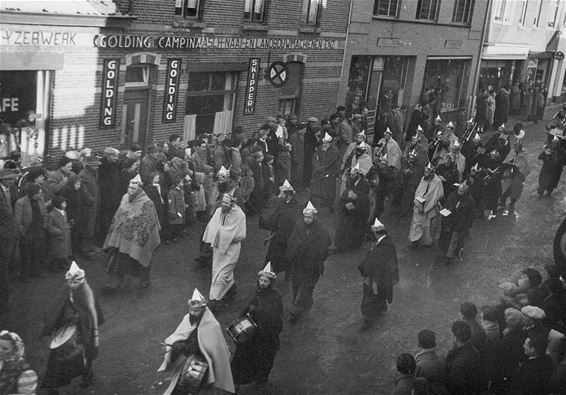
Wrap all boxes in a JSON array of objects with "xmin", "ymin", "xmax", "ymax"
[{"xmin": 3, "ymin": 107, "xmax": 566, "ymax": 394}]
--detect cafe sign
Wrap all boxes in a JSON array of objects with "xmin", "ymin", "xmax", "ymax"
[
  {"xmin": 100, "ymin": 59, "xmax": 120, "ymax": 128},
  {"xmin": 163, "ymin": 58, "xmax": 182, "ymax": 123}
]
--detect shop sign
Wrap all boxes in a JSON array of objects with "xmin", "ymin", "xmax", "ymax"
[
  {"xmin": 243, "ymin": 58, "xmax": 260, "ymax": 115},
  {"xmin": 267, "ymin": 62, "xmax": 289, "ymax": 88},
  {"xmin": 100, "ymin": 59, "xmax": 120, "ymax": 128},
  {"xmin": 554, "ymin": 51, "xmax": 565, "ymax": 61},
  {"xmin": 163, "ymin": 59, "xmax": 182, "ymax": 123},
  {"xmin": 1, "ymin": 30, "xmax": 79, "ymax": 46}
]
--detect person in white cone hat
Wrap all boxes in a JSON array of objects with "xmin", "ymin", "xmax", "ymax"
[
  {"xmin": 158, "ymin": 288, "xmax": 234, "ymax": 395},
  {"xmin": 340, "ymin": 128, "xmax": 371, "ymax": 172},
  {"xmin": 231, "ymin": 262, "xmax": 283, "ymax": 388},
  {"xmin": 537, "ymin": 132, "xmax": 562, "ymax": 196},
  {"xmin": 41, "ymin": 260, "xmax": 102, "ymax": 391},
  {"xmin": 311, "ymin": 131, "xmax": 341, "ymax": 212},
  {"xmin": 358, "ymin": 215, "xmax": 399, "ymax": 331}
]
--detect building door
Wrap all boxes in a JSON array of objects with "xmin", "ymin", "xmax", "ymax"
[{"xmin": 121, "ymin": 89, "xmax": 149, "ymax": 150}]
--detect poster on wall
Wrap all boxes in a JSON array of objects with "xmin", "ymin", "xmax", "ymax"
[
  {"xmin": 100, "ymin": 58, "xmax": 120, "ymax": 128},
  {"xmin": 163, "ymin": 58, "xmax": 182, "ymax": 123},
  {"xmin": 243, "ymin": 57, "xmax": 260, "ymax": 115}
]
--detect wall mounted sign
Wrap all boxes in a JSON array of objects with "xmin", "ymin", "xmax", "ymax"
[
  {"xmin": 100, "ymin": 59, "xmax": 120, "ymax": 128},
  {"xmin": 267, "ymin": 61, "xmax": 289, "ymax": 88},
  {"xmin": 243, "ymin": 57, "xmax": 260, "ymax": 115},
  {"xmin": 163, "ymin": 58, "xmax": 182, "ymax": 123}
]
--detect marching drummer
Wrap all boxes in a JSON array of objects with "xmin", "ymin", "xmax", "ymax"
[
  {"xmin": 40, "ymin": 261, "xmax": 103, "ymax": 394},
  {"xmin": 230, "ymin": 262, "xmax": 284, "ymax": 390},
  {"xmin": 158, "ymin": 288, "xmax": 234, "ymax": 395}
]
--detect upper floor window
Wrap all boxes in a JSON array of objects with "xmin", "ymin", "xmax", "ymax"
[
  {"xmin": 302, "ymin": 0, "xmax": 321, "ymax": 26},
  {"xmin": 534, "ymin": 0, "xmax": 543, "ymax": 26},
  {"xmin": 493, "ymin": 0, "xmax": 514, "ymax": 23},
  {"xmin": 548, "ymin": 0, "xmax": 560, "ymax": 28},
  {"xmin": 452, "ymin": 0, "xmax": 474, "ymax": 24},
  {"xmin": 416, "ymin": 0, "xmax": 440, "ymax": 21},
  {"xmin": 244, "ymin": 0, "xmax": 266, "ymax": 22},
  {"xmin": 374, "ymin": 0, "xmax": 400, "ymax": 17},
  {"xmin": 175, "ymin": 0, "xmax": 201, "ymax": 18},
  {"xmin": 125, "ymin": 65, "xmax": 150, "ymax": 88},
  {"xmin": 518, "ymin": 0, "xmax": 528, "ymax": 25}
]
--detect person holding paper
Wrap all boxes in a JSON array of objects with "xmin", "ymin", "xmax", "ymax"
[
  {"xmin": 408, "ymin": 163, "xmax": 444, "ymax": 248},
  {"xmin": 438, "ymin": 181, "xmax": 476, "ymax": 264}
]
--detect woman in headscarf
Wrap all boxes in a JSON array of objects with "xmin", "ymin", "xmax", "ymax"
[
  {"xmin": 0, "ymin": 330, "xmax": 38, "ymax": 394},
  {"xmin": 40, "ymin": 262, "xmax": 103, "ymax": 394}
]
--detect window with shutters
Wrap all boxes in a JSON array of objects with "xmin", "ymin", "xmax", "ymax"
[
  {"xmin": 452, "ymin": 0, "xmax": 474, "ymax": 24},
  {"xmin": 302, "ymin": 0, "xmax": 321, "ymax": 26},
  {"xmin": 373, "ymin": 0, "xmax": 400, "ymax": 17},
  {"xmin": 175, "ymin": 0, "xmax": 202, "ymax": 18},
  {"xmin": 244, "ymin": 0, "xmax": 266, "ymax": 22}
]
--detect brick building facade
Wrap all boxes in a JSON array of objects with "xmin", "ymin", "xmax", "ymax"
[{"xmin": 0, "ymin": 0, "xmax": 350, "ymax": 166}]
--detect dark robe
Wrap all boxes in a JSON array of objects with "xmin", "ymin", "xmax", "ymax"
[
  {"xmin": 334, "ymin": 176, "xmax": 370, "ymax": 252},
  {"xmin": 494, "ymin": 89, "xmax": 510, "ymax": 128},
  {"xmin": 259, "ymin": 197, "xmax": 302, "ymax": 273},
  {"xmin": 59, "ymin": 182, "xmax": 95, "ymax": 255},
  {"xmin": 478, "ymin": 156, "xmax": 503, "ymax": 212},
  {"xmin": 358, "ymin": 235, "xmax": 399, "ymax": 318},
  {"xmin": 310, "ymin": 144, "xmax": 341, "ymax": 210},
  {"xmin": 538, "ymin": 146, "xmax": 562, "ymax": 194},
  {"xmin": 230, "ymin": 284, "xmax": 283, "ymax": 386},
  {"xmin": 286, "ymin": 219, "xmax": 331, "ymax": 312},
  {"xmin": 303, "ymin": 124, "xmax": 319, "ymax": 187},
  {"xmin": 439, "ymin": 191, "xmax": 475, "ymax": 257},
  {"xmin": 289, "ymin": 132, "xmax": 305, "ymax": 189},
  {"xmin": 98, "ymin": 158, "xmax": 122, "ymax": 243},
  {"xmin": 399, "ymin": 158, "xmax": 425, "ymax": 216}
]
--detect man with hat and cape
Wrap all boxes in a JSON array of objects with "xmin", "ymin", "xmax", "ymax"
[
  {"xmin": 230, "ymin": 262, "xmax": 284, "ymax": 390},
  {"xmin": 202, "ymin": 193, "xmax": 246, "ymax": 309},
  {"xmin": 358, "ymin": 218, "xmax": 399, "ymax": 331},
  {"xmin": 286, "ymin": 201, "xmax": 331, "ymax": 323},
  {"xmin": 103, "ymin": 174, "xmax": 161, "ymax": 290},
  {"xmin": 310, "ymin": 133, "xmax": 341, "ymax": 211},
  {"xmin": 158, "ymin": 288, "xmax": 234, "ymax": 395}
]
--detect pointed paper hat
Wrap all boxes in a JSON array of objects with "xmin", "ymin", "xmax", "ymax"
[
  {"xmin": 217, "ymin": 165, "xmax": 230, "ymax": 177},
  {"xmin": 353, "ymin": 162, "xmax": 361, "ymax": 171},
  {"xmin": 417, "ymin": 125, "xmax": 423, "ymax": 132},
  {"xmin": 359, "ymin": 130, "xmax": 366, "ymax": 137},
  {"xmin": 498, "ymin": 123, "xmax": 506, "ymax": 130},
  {"xmin": 380, "ymin": 153, "xmax": 388, "ymax": 162},
  {"xmin": 468, "ymin": 117, "xmax": 474, "ymax": 123},
  {"xmin": 426, "ymin": 162, "xmax": 434, "ymax": 170},
  {"xmin": 371, "ymin": 217, "xmax": 385, "ymax": 231},
  {"xmin": 323, "ymin": 132, "xmax": 333, "ymax": 142},
  {"xmin": 303, "ymin": 200, "xmax": 318, "ymax": 214},
  {"xmin": 553, "ymin": 134, "xmax": 560, "ymax": 142},
  {"xmin": 130, "ymin": 173, "xmax": 142, "ymax": 185},
  {"xmin": 384, "ymin": 127, "xmax": 392, "ymax": 135},
  {"xmin": 356, "ymin": 142, "xmax": 366, "ymax": 150},
  {"xmin": 65, "ymin": 261, "xmax": 85, "ymax": 281},
  {"xmin": 473, "ymin": 132, "xmax": 481, "ymax": 141},
  {"xmin": 453, "ymin": 139, "xmax": 461, "ymax": 148},
  {"xmin": 471, "ymin": 162, "xmax": 479, "ymax": 171},
  {"xmin": 435, "ymin": 115, "xmax": 442, "ymax": 122},
  {"xmin": 280, "ymin": 179, "xmax": 295, "ymax": 192},
  {"xmin": 188, "ymin": 288, "xmax": 207, "ymax": 307},
  {"xmin": 258, "ymin": 262, "xmax": 277, "ymax": 279},
  {"xmin": 447, "ymin": 121, "xmax": 454, "ymax": 128}
]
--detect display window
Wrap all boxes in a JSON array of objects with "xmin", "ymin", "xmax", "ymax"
[{"xmin": 422, "ymin": 58, "xmax": 471, "ymax": 113}]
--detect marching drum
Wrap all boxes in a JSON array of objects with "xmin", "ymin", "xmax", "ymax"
[
  {"xmin": 175, "ymin": 354, "xmax": 208, "ymax": 394},
  {"xmin": 226, "ymin": 314, "xmax": 258, "ymax": 345},
  {"xmin": 50, "ymin": 325, "xmax": 84, "ymax": 363}
]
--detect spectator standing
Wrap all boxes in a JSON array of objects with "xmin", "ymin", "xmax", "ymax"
[
  {"xmin": 0, "ymin": 168, "xmax": 19, "ymax": 314},
  {"xmin": 460, "ymin": 302, "xmax": 486, "ymax": 355},
  {"xmin": 79, "ymin": 155, "xmax": 101, "ymax": 256},
  {"xmin": 166, "ymin": 179, "xmax": 185, "ymax": 242},
  {"xmin": 391, "ymin": 353, "xmax": 429, "ymax": 395},
  {"xmin": 446, "ymin": 321, "xmax": 483, "ymax": 394},
  {"xmin": 45, "ymin": 196, "xmax": 72, "ymax": 272},
  {"xmin": 98, "ymin": 147, "xmax": 122, "ymax": 245},
  {"xmin": 415, "ymin": 329, "xmax": 447, "ymax": 394},
  {"xmin": 60, "ymin": 174, "xmax": 94, "ymax": 257}
]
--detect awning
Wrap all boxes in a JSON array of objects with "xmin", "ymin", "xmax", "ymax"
[{"xmin": 482, "ymin": 44, "xmax": 530, "ymax": 60}]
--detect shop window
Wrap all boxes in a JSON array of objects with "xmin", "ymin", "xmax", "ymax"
[
  {"xmin": 175, "ymin": 0, "xmax": 202, "ymax": 18},
  {"xmin": 519, "ymin": 0, "xmax": 528, "ymax": 25},
  {"xmin": 416, "ymin": 0, "xmax": 440, "ymax": 21},
  {"xmin": 422, "ymin": 59, "xmax": 471, "ymax": 113},
  {"xmin": 452, "ymin": 0, "xmax": 474, "ymax": 24},
  {"xmin": 185, "ymin": 72, "xmax": 236, "ymax": 138},
  {"xmin": 244, "ymin": 0, "xmax": 267, "ymax": 22},
  {"xmin": 548, "ymin": 0, "xmax": 560, "ymax": 28},
  {"xmin": 125, "ymin": 65, "xmax": 150, "ymax": 88},
  {"xmin": 373, "ymin": 0, "xmax": 399, "ymax": 17},
  {"xmin": 302, "ymin": 0, "xmax": 321, "ymax": 26}
]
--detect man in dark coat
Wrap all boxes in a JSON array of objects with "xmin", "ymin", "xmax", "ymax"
[
  {"xmin": 334, "ymin": 166, "xmax": 370, "ymax": 253},
  {"xmin": 446, "ymin": 321, "xmax": 483, "ymax": 395},
  {"xmin": 97, "ymin": 147, "xmax": 122, "ymax": 246},
  {"xmin": 494, "ymin": 87, "xmax": 510, "ymax": 128},
  {"xmin": 259, "ymin": 181, "xmax": 302, "ymax": 276},
  {"xmin": 303, "ymin": 118, "xmax": 320, "ymax": 188},
  {"xmin": 358, "ymin": 218, "xmax": 399, "ymax": 331},
  {"xmin": 538, "ymin": 132, "xmax": 563, "ymax": 196},
  {"xmin": 286, "ymin": 202, "xmax": 331, "ymax": 323},
  {"xmin": 0, "ymin": 169, "xmax": 19, "ymax": 314},
  {"xmin": 310, "ymin": 133, "xmax": 341, "ymax": 211},
  {"xmin": 78, "ymin": 156, "xmax": 101, "ymax": 256},
  {"xmin": 289, "ymin": 123, "xmax": 306, "ymax": 191},
  {"xmin": 139, "ymin": 145, "xmax": 166, "ymax": 186},
  {"xmin": 438, "ymin": 182, "xmax": 475, "ymax": 264},
  {"xmin": 406, "ymin": 104, "xmax": 429, "ymax": 142},
  {"xmin": 460, "ymin": 302, "xmax": 486, "ymax": 356},
  {"xmin": 230, "ymin": 263, "xmax": 283, "ymax": 389}
]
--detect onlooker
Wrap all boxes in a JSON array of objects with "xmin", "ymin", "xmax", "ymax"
[
  {"xmin": 414, "ymin": 329, "xmax": 447, "ymax": 394},
  {"xmin": 0, "ymin": 168, "xmax": 19, "ymax": 314},
  {"xmin": 391, "ymin": 353, "xmax": 429, "ymax": 395},
  {"xmin": 446, "ymin": 321, "xmax": 483, "ymax": 394},
  {"xmin": 78, "ymin": 155, "xmax": 101, "ymax": 256},
  {"xmin": 59, "ymin": 173, "xmax": 94, "ymax": 256},
  {"xmin": 507, "ymin": 331, "xmax": 553, "ymax": 395},
  {"xmin": 45, "ymin": 195, "xmax": 72, "ymax": 272},
  {"xmin": 166, "ymin": 178, "xmax": 185, "ymax": 242},
  {"xmin": 460, "ymin": 302, "xmax": 486, "ymax": 355}
]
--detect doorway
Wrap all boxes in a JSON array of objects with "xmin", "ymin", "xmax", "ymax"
[{"xmin": 121, "ymin": 89, "xmax": 149, "ymax": 151}]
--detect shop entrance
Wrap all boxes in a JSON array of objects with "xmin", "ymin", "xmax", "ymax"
[{"xmin": 121, "ymin": 89, "xmax": 149, "ymax": 151}]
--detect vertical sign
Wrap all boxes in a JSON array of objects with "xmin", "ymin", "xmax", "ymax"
[
  {"xmin": 243, "ymin": 57, "xmax": 260, "ymax": 115},
  {"xmin": 163, "ymin": 58, "xmax": 182, "ymax": 123},
  {"xmin": 100, "ymin": 58, "xmax": 120, "ymax": 128}
]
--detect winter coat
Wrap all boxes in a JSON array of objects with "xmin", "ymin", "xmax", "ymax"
[
  {"xmin": 167, "ymin": 186, "xmax": 185, "ymax": 225},
  {"xmin": 45, "ymin": 209, "xmax": 71, "ymax": 259},
  {"xmin": 446, "ymin": 343, "xmax": 483, "ymax": 395},
  {"xmin": 78, "ymin": 166, "xmax": 100, "ymax": 239},
  {"xmin": 14, "ymin": 195, "xmax": 46, "ymax": 237}
]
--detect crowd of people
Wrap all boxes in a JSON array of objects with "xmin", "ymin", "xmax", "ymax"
[{"xmin": 1, "ymin": 95, "xmax": 566, "ymax": 394}]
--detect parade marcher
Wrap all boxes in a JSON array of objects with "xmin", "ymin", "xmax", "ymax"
[
  {"xmin": 409, "ymin": 163, "xmax": 444, "ymax": 248},
  {"xmin": 337, "ymin": 142, "xmax": 372, "ymax": 200},
  {"xmin": 399, "ymin": 149, "xmax": 425, "ymax": 217},
  {"xmin": 158, "ymin": 289, "xmax": 234, "ymax": 395},
  {"xmin": 59, "ymin": 173, "xmax": 94, "ymax": 257},
  {"xmin": 231, "ymin": 263, "xmax": 284, "ymax": 389},
  {"xmin": 537, "ymin": 133, "xmax": 562, "ymax": 196},
  {"xmin": 340, "ymin": 130, "xmax": 371, "ymax": 175},
  {"xmin": 461, "ymin": 132, "xmax": 482, "ymax": 174},
  {"xmin": 438, "ymin": 182, "xmax": 475, "ymax": 264},
  {"xmin": 15, "ymin": 183, "xmax": 47, "ymax": 281},
  {"xmin": 334, "ymin": 164, "xmax": 370, "ymax": 253},
  {"xmin": 435, "ymin": 152, "xmax": 459, "ymax": 200},
  {"xmin": 310, "ymin": 132, "xmax": 341, "ymax": 211},
  {"xmin": 484, "ymin": 124, "xmax": 511, "ymax": 160},
  {"xmin": 259, "ymin": 180, "xmax": 301, "ymax": 276},
  {"xmin": 406, "ymin": 104, "xmax": 429, "ymax": 142},
  {"xmin": 500, "ymin": 142, "xmax": 530, "ymax": 216},
  {"xmin": 286, "ymin": 201, "xmax": 331, "ymax": 323},
  {"xmin": 0, "ymin": 330, "xmax": 38, "ymax": 394},
  {"xmin": 449, "ymin": 140, "xmax": 466, "ymax": 182},
  {"xmin": 46, "ymin": 196, "xmax": 72, "ymax": 273},
  {"xmin": 202, "ymin": 193, "xmax": 246, "ymax": 309},
  {"xmin": 103, "ymin": 175, "xmax": 161, "ymax": 291},
  {"xmin": 479, "ymin": 149, "xmax": 504, "ymax": 220},
  {"xmin": 289, "ymin": 122, "xmax": 305, "ymax": 190},
  {"xmin": 97, "ymin": 147, "xmax": 122, "ymax": 246},
  {"xmin": 358, "ymin": 218, "xmax": 399, "ymax": 331},
  {"xmin": 41, "ymin": 262, "xmax": 103, "ymax": 394},
  {"xmin": 0, "ymin": 168, "xmax": 18, "ymax": 314},
  {"xmin": 78, "ymin": 155, "xmax": 101, "ymax": 256},
  {"xmin": 403, "ymin": 131, "xmax": 428, "ymax": 168},
  {"xmin": 374, "ymin": 128, "xmax": 402, "ymax": 170}
]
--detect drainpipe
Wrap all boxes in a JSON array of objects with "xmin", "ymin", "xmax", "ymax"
[
  {"xmin": 469, "ymin": 0, "xmax": 492, "ymax": 118},
  {"xmin": 337, "ymin": 0, "xmax": 354, "ymax": 107}
]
